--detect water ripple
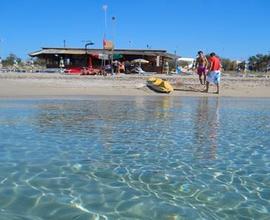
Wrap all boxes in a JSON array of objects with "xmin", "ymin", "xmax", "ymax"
[{"xmin": 0, "ymin": 97, "xmax": 269, "ymax": 219}]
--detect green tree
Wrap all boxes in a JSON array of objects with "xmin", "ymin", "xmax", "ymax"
[
  {"xmin": 238, "ymin": 61, "xmax": 246, "ymax": 71},
  {"xmin": 248, "ymin": 54, "xmax": 270, "ymax": 71},
  {"xmin": 33, "ymin": 57, "xmax": 46, "ymax": 66},
  {"xmin": 221, "ymin": 58, "xmax": 237, "ymax": 71},
  {"xmin": 2, "ymin": 53, "xmax": 22, "ymax": 67}
]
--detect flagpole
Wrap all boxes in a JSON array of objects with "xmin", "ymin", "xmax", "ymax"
[
  {"xmin": 102, "ymin": 5, "xmax": 108, "ymax": 75},
  {"xmin": 111, "ymin": 16, "xmax": 116, "ymax": 75},
  {"xmin": 102, "ymin": 5, "xmax": 107, "ymax": 40}
]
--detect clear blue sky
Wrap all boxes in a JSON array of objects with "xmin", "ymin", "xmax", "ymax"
[{"xmin": 0, "ymin": 0, "xmax": 269, "ymax": 60}]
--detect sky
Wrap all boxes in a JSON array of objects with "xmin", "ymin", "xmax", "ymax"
[{"xmin": 0, "ymin": 0, "xmax": 270, "ymax": 60}]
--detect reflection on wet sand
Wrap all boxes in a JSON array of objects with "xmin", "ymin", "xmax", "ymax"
[
  {"xmin": 34, "ymin": 97, "xmax": 221, "ymax": 160},
  {"xmin": 35, "ymin": 97, "xmax": 178, "ymax": 150},
  {"xmin": 194, "ymin": 97, "xmax": 220, "ymax": 159},
  {"xmin": 36, "ymin": 97, "xmax": 176, "ymax": 128}
]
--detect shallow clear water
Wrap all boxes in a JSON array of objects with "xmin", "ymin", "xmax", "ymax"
[{"xmin": 0, "ymin": 96, "xmax": 269, "ymax": 220}]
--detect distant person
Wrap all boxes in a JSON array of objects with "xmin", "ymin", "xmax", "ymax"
[
  {"xmin": 59, "ymin": 57, "xmax": 65, "ymax": 73},
  {"xmin": 112, "ymin": 60, "xmax": 120, "ymax": 74},
  {"xmin": 124, "ymin": 60, "xmax": 131, "ymax": 74},
  {"xmin": 176, "ymin": 64, "xmax": 182, "ymax": 74},
  {"xmin": 204, "ymin": 52, "xmax": 221, "ymax": 94},
  {"xmin": 195, "ymin": 51, "xmax": 208, "ymax": 85},
  {"xmin": 164, "ymin": 61, "xmax": 169, "ymax": 74},
  {"xmin": 119, "ymin": 61, "xmax": 125, "ymax": 73},
  {"xmin": 30, "ymin": 59, "xmax": 35, "ymax": 72}
]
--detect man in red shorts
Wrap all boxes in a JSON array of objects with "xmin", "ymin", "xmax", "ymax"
[{"xmin": 194, "ymin": 51, "xmax": 208, "ymax": 85}]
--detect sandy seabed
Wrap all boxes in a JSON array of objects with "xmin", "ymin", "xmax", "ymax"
[{"xmin": 0, "ymin": 72, "xmax": 270, "ymax": 99}]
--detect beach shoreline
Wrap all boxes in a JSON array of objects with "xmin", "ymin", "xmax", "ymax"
[{"xmin": 0, "ymin": 72, "xmax": 270, "ymax": 99}]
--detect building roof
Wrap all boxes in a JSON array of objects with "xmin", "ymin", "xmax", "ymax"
[
  {"xmin": 178, "ymin": 57, "xmax": 195, "ymax": 63},
  {"xmin": 29, "ymin": 47, "xmax": 178, "ymax": 59}
]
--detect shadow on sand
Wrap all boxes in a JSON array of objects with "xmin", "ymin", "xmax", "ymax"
[
  {"xmin": 174, "ymin": 86, "xmax": 202, "ymax": 93},
  {"xmin": 174, "ymin": 86, "xmax": 218, "ymax": 94}
]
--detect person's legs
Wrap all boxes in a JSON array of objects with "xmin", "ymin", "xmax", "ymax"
[
  {"xmin": 197, "ymin": 71, "xmax": 203, "ymax": 85},
  {"xmin": 199, "ymin": 75, "xmax": 203, "ymax": 85},
  {"xmin": 215, "ymin": 83, "xmax": 219, "ymax": 94},
  {"xmin": 203, "ymin": 72, "xmax": 206, "ymax": 85},
  {"xmin": 205, "ymin": 81, "xmax": 209, "ymax": 92},
  {"xmin": 214, "ymin": 71, "xmax": 221, "ymax": 94},
  {"xmin": 204, "ymin": 71, "xmax": 212, "ymax": 92}
]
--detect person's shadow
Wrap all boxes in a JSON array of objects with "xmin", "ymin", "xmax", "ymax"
[
  {"xmin": 174, "ymin": 87, "xmax": 201, "ymax": 93},
  {"xmin": 174, "ymin": 86, "xmax": 218, "ymax": 94}
]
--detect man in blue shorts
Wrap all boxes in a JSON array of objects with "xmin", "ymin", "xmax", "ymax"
[{"xmin": 205, "ymin": 52, "xmax": 221, "ymax": 94}]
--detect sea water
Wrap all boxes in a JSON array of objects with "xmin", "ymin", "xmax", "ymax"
[{"xmin": 0, "ymin": 96, "xmax": 269, "ymax": 220}]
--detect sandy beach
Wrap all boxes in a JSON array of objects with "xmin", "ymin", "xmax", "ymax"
[{"xmin": 0, "ymin": 72, "xmax": 270, "ymax": 98}]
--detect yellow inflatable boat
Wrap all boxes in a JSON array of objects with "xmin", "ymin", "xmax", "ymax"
[{"xmin": 147, "ymin": 77, "xmax": 174, "ymax": 93}]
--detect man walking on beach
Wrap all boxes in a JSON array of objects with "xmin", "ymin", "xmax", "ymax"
[
  {"xmin": 204, "ymin": 52, "xmax": 221, "ymax": 94},
  {"xmin": 195, "ymin": 51, "xmax": 208, "ymax": 85}
]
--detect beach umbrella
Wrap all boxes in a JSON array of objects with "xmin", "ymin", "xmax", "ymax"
[{"xmin": 131, "ymin": 58, "xmax": 149, "ymax": 64}]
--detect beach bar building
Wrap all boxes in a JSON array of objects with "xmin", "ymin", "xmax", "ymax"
[{"xmin": 29, "ymin": 47, "xmax": 178, "ymax": 73}]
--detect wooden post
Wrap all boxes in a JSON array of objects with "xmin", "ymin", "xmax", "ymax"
[{"xmin": 161, "ymin": 56, "xmax": 164, "ymax": 74}]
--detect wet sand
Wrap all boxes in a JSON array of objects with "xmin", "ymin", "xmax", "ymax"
[{"xmin": 0, "ymin": 72, "xmax": 270, "ymax": 98}]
